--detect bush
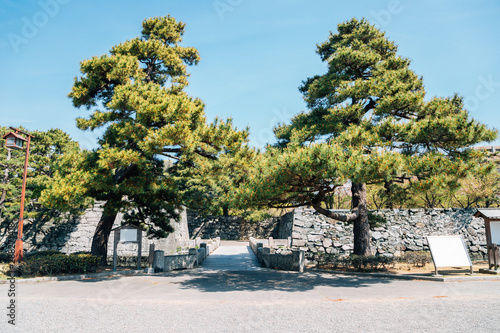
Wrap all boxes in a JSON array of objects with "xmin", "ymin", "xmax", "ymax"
[
  {"xmin": 8, "ymin": 253, "xmax": 100, "ymax": 277},
  {"xmin": 317, "ymin": 253, "xmax": 395, "ymax": 271},
  {"xmin": 0, "ymin": 252, "xmax": 11, "ymax": 263},
  {"xmin": 316, "ymin": 253, "xmax": 340, "ymax": 269},
  {"xmin": 24, "ymin": 250, "xmax": 62, "ymax": 260},
  {"xmin": 399, "ymin": 251, "xmax": 432, "ymax": 267},
  {"xmin": 69, "ymin": 251, "xmax": 92, "ymax": 256},
  {"xmin": 346, "ymin": 255, "xmax": 395, "ymax": 271}
]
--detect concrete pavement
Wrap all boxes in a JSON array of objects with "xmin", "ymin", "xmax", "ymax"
[{"xmin": 201, "ymin": 241, "xmax": 262, "ymax": 271}]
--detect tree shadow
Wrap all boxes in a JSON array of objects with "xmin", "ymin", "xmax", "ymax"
[
  {"xmin": 158, "ymin": 268, "xmax": 393, "ymax": 293},
  {"xmin": 0, "ymin": 218, "xmax": 17, "ymax": 252},
  {"xmin": 23, "ymin": 210, "xmax": 85, "ymax": 252}
]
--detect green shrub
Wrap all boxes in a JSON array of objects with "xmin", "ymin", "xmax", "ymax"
[
  {"xmin": 0, "ymin": 252, "xmax": 11, "ymax": 263},
  {"xmin": 24, "ymin": 250, "xmax": 62, "ymax": 260},
  {"xmin": 9, "ymin": 253, "xmax": 100, "ymax": 277},
  {"xmin": 69, "ymin": 251, "xmax": 92, "ymax": 256},
  {"xmin": 316, "ymin": 253, "xmax": 340, "ymax": 269},
  {"xmin": 317, "ymin": 253, "xmax": 395, "ymax": 271},
  {"xmin": 346, "ymin": 255, "xmax": 395, "ymax": 271},
  {"xmin": 399, "ymin": 251, "xmax": 432, "ymax": 267}
]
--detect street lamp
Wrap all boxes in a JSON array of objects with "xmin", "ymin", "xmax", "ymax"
[{"xmin": 2, "ymin": 128, "xmax": 34, "ymax": 263}]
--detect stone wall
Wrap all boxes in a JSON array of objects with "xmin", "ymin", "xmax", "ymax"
[
  {"xmin": 1, "ymin": 203, "xmax": 488, "ymax": 265},
  {"xmin": 249, "ymin": 237, "xmax": 305, "ymax": 272},
  {"xmin": 187, "ymin": 212, "xmax": 281, "ymax": 240},
  {"xmin": 0, "ymin": 202, "xmax": 189, "ymax": 256},
  {"xmin": 289, "ymin": 207, "xmax": 487, "ymax": 264}
]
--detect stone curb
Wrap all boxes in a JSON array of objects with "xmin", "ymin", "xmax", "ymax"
[
  {"xmin": 307, "ymin": 268, "xmax": 500, "ymax": 282},
  {"xmin": 0, "ymin": 269, "xmax": 160, "ymax": 284}
]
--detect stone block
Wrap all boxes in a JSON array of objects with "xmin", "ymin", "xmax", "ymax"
[
  {"xmin": 342, "ymin": 244, "xmax": 353, "ymax": 251},
  {"xmin": 307, "ymin": 234, "xmax": 323, "ymax": 242},
  {"xmin": 416, "ymin": 222, "xmax": 425, "ymax": 228},
  {"xmin": 292, "ymin": 239, "xmax": 306, "ymax": 247},
  {"xmin": 322, "ymin": 238, "xmax": 332, "ymax": 248}
]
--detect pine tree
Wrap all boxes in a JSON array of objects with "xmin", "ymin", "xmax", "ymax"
[
  {"xmin": 0, "ymin": 126, "xmax": 80, "ymax": 250},
  {"xmin": 238, "ymin": 18, "xmax": 497, "ymax": 255},
  {"xmin": 41, "ymin": 16, "xmax": 248, "ymax": 263}
]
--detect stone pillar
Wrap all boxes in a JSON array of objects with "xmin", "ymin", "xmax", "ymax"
[
  {"xmin": 200, "ymin": 243, "xmax": 207, "ymax": 258},
  {"xmin": 257, "ymin": 242, "xmax": 263, "ymax": 261},
  {"xmin": 153, "ymin": 250, "xmax": 165, "ymax": 273},
  {"xmin": 298, "ymin": 250, "xmax": 305, "ymax": 273},
  {"xmin": 292, "ymin": 249, "xmax": 305, "ymax": 273},
  {"xmin": 189, "ymin": 248, "xmax": 198, "ymax": 268}
]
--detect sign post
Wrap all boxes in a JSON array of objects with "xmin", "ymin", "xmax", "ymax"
[
  {"xmin": 111, "ymin": 225, "xmax": 142, "ymax": 272},
  {"xmin": 474, "ymin": 209, "xmax": 500, "ymax": 270}
]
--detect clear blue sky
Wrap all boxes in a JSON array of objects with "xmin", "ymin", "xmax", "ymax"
[{"xmin": 1, "ymin": 0, "xmax": 499, "ymax": 149}]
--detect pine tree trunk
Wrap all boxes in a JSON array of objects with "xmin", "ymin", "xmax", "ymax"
[
  {"xmin": 91, "ymin": 201, "xmax": 119, "ymax": 266},
  {"xmin": 351, "ymin": 182, "xmax": 372, "ymax": 256}
]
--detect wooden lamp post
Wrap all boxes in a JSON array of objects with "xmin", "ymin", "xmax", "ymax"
[{"xmin": 2, "ymin": 128, "xmax": 34, "ymax": 263}]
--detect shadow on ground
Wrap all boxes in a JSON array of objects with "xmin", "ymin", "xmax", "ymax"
[{"xmin": 158, "ymin": 269, "xmax": 393, "ymax": 293}]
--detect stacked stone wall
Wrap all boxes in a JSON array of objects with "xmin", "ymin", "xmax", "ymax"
[
  {"xmin": 290, "ymin": 208, "xmax": 487, "ymax": 264},
  {"xmin": 0, "ymin": 202, "xmax": 189, "ymax": 256},
  {"xmin": 1, "ymin": 204, "xmax": 488, "ymax": 265},
  {"xmin": 187, "ymin": 212, "xmax": 281, "ymax": 240}
]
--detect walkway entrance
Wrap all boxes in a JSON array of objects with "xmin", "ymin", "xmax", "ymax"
[{"xmin": 201, "ymin": 240, "xmax": 261, "ymax": 271}]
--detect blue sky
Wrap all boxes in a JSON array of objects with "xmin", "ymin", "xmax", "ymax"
[{"xmin": 1, "ymin": 0, "xmax": 499, "ymax": 149}]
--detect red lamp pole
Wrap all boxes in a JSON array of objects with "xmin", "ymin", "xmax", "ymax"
[{"xmin": 13, "ymin": 131, "xmax": 32, "ymax": 263}]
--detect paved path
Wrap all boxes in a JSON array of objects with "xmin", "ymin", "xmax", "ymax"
[{"xmin": 201, "ymin": 241, "xmax": 261, "ymax": 271}]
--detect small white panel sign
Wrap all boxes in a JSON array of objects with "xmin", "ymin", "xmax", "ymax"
[
  {"xmin": 491, "ymin": 222, "xmax": 500, "ymax": 245},
  {"xmin": 426, "ymin": 235, "xmax": 471, "ymax": 267},
  {"xmin": 120, "ymin": 228, "xmax": 137, "ymax": 242}
]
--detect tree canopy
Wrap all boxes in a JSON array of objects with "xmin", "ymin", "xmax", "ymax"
[
  {"xmin": 0, "ymin": 126, "xmax": 80, "ymax": 250},
  {"xmin": 234, "ymin": 18, "xmax": 497, "ymax": 255}
]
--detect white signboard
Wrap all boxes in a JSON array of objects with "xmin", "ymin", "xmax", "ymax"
[
  {"xmin": 426, "ymin": 235, "xmax": 472, "ymax": 267},
  {"xmin": 490, "ymin": 222, "xmax": 500, "ymax": 245},
  {"xmin": 120, "ymin": 228, "xmax": 138, "ymax": 242}
]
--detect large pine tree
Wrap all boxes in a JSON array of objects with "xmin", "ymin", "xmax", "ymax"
[
  {"xmin": 238, "ymin": 18, "xmax": 497, "ymax": 255},
  {"xmin": 41, "ymin": 16, "xmax": 248, "ymax": 263}
]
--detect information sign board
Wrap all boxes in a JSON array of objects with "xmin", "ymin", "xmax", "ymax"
[{"xmin": 426, "ymin": 235, "xmax": 473, "ymax": 275}]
